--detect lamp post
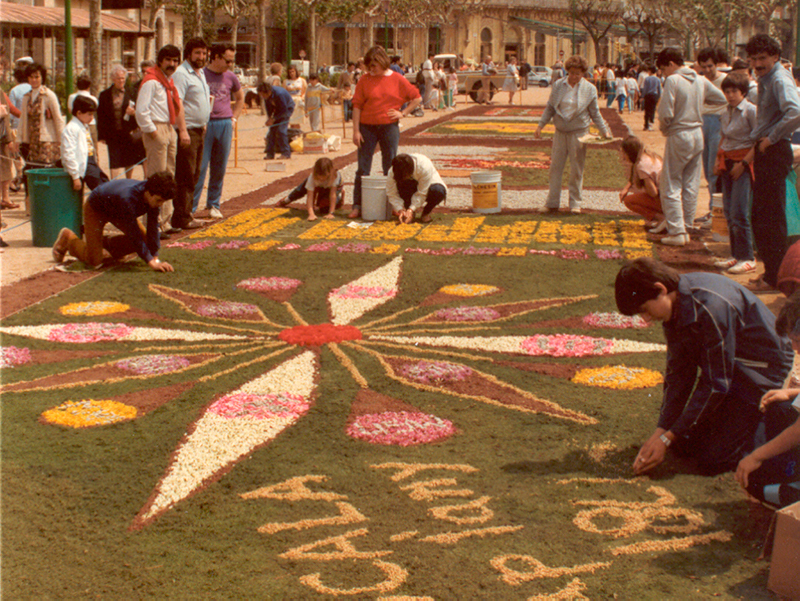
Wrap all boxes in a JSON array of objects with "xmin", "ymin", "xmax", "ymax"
[
  {"xmin": 287, "ymin": 0, "xmax": 292, "ymax": 67},
  {"xmin": 382, "ymin": 0, "xmax": 390, "ymax": 49}
]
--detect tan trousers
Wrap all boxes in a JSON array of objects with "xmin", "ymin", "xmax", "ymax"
[{"xmin": 142, "ymin": 121, "xmax": 176, "ymax": 227}]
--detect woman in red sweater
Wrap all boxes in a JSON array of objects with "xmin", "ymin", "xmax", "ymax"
[{"xmin": 349, "ymin": 46, "xmax": 421, "ymax": 219}]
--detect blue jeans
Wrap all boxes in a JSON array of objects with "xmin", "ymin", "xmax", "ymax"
[
  {"xmin": 193, "ymin": 119, "xmax": 233, "ymax": 211},
  {"xmin": 720, "ymin": 160, "xmax": 754, "ymax": 261},
  {"xmin": 343, "ymin": 99, "xmax": 352, "ymax": 122},
  {"xmin": 627, "ymin": 94, "xmax": 634, "ymax": 112},
  {"xmin": 353, "ymin": 122, "xmax": 400, "ymax": 208},
  {"xmin": 702, "ymin": 114, "xmax": 721, "ymax": 211},
  {"xmin": 617, "ymin": 94, "xmax": 626, "ymax": 112},
  {"xmin": 265, "ymin": 115, "xmax": 291, "ymax": 159}
]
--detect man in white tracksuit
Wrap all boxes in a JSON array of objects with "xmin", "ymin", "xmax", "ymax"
[{"xmin": 655, "ymin": 47, "xmax": 727, "ymax": 246}]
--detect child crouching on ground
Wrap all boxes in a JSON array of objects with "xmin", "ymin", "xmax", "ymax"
[
  {"xmin": 713, "ymin": 72, "xmax": 757, "ymax": 275},
  {"xmin": 735, "ymin": 289, "xmax": 800, "ymax": 507},
  {"xmin": 61, "ymin": 95, "xmax": 109, "ymax": 191},
  {"xmin": 278, "ymin": 157, "xmax": 343, "ymax": 221}
]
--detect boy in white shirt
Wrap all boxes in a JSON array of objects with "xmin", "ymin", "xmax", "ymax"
[{"xmin": 61, "ymin": 95, "xmax": 108, "ymax": 191}]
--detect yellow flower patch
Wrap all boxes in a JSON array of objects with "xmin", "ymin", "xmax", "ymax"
[
  {"xmin": 191, "ymin": 208, "xmax": 289, "ymax": 239},
  {"xmin": 474, "ymin": 224, "xmax": 509, "ymax": 243},
  {"xmin": 371, "ymin": 244, "xmax": 401, "ymax": 254},
  {"xmin": 592, "ymin": 222, "xmax": 619, "ymax": 246},
  {"xmin": 298, "ymin": 220, "xmax": 345, "ymax": 239},
  {"xmin": 416, "ymin": 217, "xmax": 485, "ymax": 243},
  {"xmin": 247, "ymin": 240, "xmax": 282, "ymax": 251},
  {"xmin": 560, "ymin": 224, "xmax": 592, "ymax": 245},
  {"xmin": 619, "ymin": 220, "xmax": 650, "ymax": 249},
  {"xmin": 624, "ymin": 249, "xmax": 652, "ymax": 259},
  {"xmin": 572, "ymin": 366, "xmax": 663, "ymax": 390},
  {"xmin": 59, "ymin": 301, "xmax": 130, "ymax": 316},
  {"xmin": 497, "ymin": 247, "xmax": 527, "ymax": 257},
  {"xmin": 534, "ymin": 221, "xmax": 561, "ymax": 244},
  {"xmin": 438, "ymin": 284, "xmax": 500, "ymax": 296},
  {"xmin": 42, "ymin": 400, "xmax": 137, "ymax": 428},
  {"xmin": 248, "ymin": 217, "xmax": 302, "ymax": 238},
  {"xmin": 507, "ymin": 221, "xmax": 539, "ymax": 244}
]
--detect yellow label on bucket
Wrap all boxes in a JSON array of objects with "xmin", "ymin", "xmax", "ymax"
[{"xmin": 473, "ymin": 183, "xmax": 499, "ymax": 208}]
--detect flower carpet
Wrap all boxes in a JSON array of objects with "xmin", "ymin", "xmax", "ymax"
[{"xmin": 0, "ymin": 107, "xmax": 773, "ymax": 599}]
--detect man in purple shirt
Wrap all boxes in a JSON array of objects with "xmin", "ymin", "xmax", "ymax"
[
  {"xmin": 51, "ymin": 172, "xmax": 177, "ymax": 272},
  {"xmin": 193, "ymin": 43, "xmax": 244, "ymax": 220}
]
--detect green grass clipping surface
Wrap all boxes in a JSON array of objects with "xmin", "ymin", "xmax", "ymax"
[{"xmin": 1, "ymin": 218, "xmax": 775, "ymax": 599}]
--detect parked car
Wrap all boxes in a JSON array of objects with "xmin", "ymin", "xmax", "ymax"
[{"xmin": 528, "ymin": 66, "xmax": 553, "ymax": 87}]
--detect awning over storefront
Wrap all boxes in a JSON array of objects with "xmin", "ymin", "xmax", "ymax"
[
  {"xmin": 509, "ymin": 16, "xmax": 587, "ymax": 44},
  {"xmin": 0, "ymin": 2, "xmax": 154, "ymax": 34}
]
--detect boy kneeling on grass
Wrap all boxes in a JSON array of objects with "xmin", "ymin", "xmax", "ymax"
[
  {"xmin": 735, "ymin": 290, "xmax": 800, "ymax": 508},
  {"xmin": 52, "ymin": 171, "xmax": 177, "ymax": 272},
  {"xmin": 614, "ymin": 257, "xmax": 793, "ymax": 476}
]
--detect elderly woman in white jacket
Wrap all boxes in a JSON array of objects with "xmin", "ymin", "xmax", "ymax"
[
  {"xmin": 534, "ymin": 55, "xmax": 610, "ymax": 214},
  {"xmin": 386, "ymin": 153, "xmax": 447, "ymax": 223}
]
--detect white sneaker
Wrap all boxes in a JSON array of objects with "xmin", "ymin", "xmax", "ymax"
[
  {"xmin": 209, "ymin": 207, "xmax": 223, "ymax": 219},
  {"xmin": 569, "ymin": 207, "xmax": 581, "ymax": 214},
  {"xmin": 728, "ymin": 260, "xmax": 756, "ymax": 274},
  {"xmin": 714, "ymin": 257, "xmax": 737, "ymax": 269},
  {"xmin": 648, "ymin": 220, "xmax": 667, "ymax": 234},
  {"xmin": 660, "ymin": 233, "xmax": 688, "ymax": 246}
]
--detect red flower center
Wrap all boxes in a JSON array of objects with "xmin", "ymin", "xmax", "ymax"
[{"xmin": 279, "ymin": 323, "xmax": 363, "ymax": 347}]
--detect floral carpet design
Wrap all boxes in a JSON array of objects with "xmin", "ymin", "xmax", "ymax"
[{"xmin": 1, "ymin": 256, "xmax": 665, "ymax": 532}]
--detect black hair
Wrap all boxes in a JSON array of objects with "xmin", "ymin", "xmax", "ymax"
[
  {"xmin": 721, "ymin": 72, "xmax": 750, "ymax": 95},
  {"xmin": 144, "ymin": 171, "xmax": 177, "ymax": 200},
  {"xmin": 256, "ymin": 82, "xmax": 273, "ymax": 96},
  {"xmin": 183, "ymin": 37, "xmax": 208, "ymax": 60},
  {"xmin": 76, "ymin": 74, "xmax": 92, "ymax": 90},
  {"xmin": 731, "ymin": 58, "xmax": 750, "ymax": 71},
  {"xmin": 775, "ymin": 289, "xmax": 800, "ymax": 335},
  {"xmin": 25, "ymin": 62, "xmax": 47, "ymax": 83},
  {"xmin": 745, "ymin": 33, "xmax": 781, "ymax": 58},
  {"xmin": 697, "ymin": 47, "xmax": 717, "ymax": 64},
  {"xmin": 210, "ymin": 43, "xmax": 235, "ymax": 61},
  {"xmin": 308, "ymin": 72, "xmax": 319, "ymax": 80},
  {"xmin": 655, "ymin": 47, "xmax": 684, "ymax": 68},
  {"xmin": 391, "ymin": 154, "xmax": 415, "ymax": 182},
  {"xmin": 71, "ymin": 94, "xmax": 97, "ymax": 116},
  {"xmin": 715, "ymin": 49, "xmax": 729, "ymax": 64},
  {"xmin": 156, "ymin": 44, "xmax": 181, "ymax": 64},
  {"xmin": 614, "ymin": 258, "xmax": 681, "ymax": 316},
  {"xmin": 13, "ymin": 66, "xmax": 27, "ymax": 84},
  {"xmin": 793, "ymin": 67, "xmax": 800, "ymax": 82}
]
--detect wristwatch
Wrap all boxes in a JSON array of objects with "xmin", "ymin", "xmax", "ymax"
[
  {"xmin": 659, "ymin": 434, "xmax": 672, "ymax": 447},
  {"xmin": 741, "ymin": 158, "xmax": 749, "ymax": 167}
]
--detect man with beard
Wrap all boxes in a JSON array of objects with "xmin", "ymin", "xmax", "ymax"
[
  {"xmin": 135, "ymin": 44, "xmax": 190, "ymax": 232},
  {"xmin": 170, "ymin": 37, "xmax": 210, "ymax": 231}
]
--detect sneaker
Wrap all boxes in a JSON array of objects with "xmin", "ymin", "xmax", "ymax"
[
  {"xmin": 537, "ymin": 206, "xmax": 559, "ymax": 214},
  {"xmin": 648, "ymin": 220, "xmax": 667, "ymax": 234},
  {"xmin": 660, "ymin": 233, "xmax": 688, "ymax": 246},
  {"xmin": 714, "ymin": 257, "xmax": 737, "ymax": 269},
  {"xmin": 694, "ymin": 213, "xmax": 711, "ymax": 225},
  {"xmin": 728, "ymin": 260, "xmax": 756, "ymax": 274},
  {"xmin": 279, "ymin": 154, "xmax": 291, "ymax": 160},
  {"xmin": 209, "ymin": 207, "xmax": 223, "ymax": 219},
  {"xmin": 569, "ymin": 207, "xmax": 581, "ymax": 214}
]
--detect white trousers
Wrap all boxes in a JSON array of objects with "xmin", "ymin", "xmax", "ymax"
[
  {"xmin": 546, "ymin": 127, "xmax": 588, "ymax": 209},
  {"xmin": 660, "ymin": 128, "xmax": 703, "ymax": 235}
]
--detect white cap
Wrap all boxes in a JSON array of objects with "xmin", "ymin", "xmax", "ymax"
[{"xmin": 16, "ymin": 56, "xmax": 34, "ymax": 65}]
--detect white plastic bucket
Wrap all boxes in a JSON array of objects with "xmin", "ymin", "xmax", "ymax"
[
  {"xmin": 470, "ymin": 171, "xmax": 502, "ymax": 214},
  {"xmin": 361, "ymin": 175, "xmax": 389, "ymax": 221}
]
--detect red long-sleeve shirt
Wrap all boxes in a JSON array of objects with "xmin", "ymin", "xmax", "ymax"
[{"xmin": 352, "ymin": 71, "xmax": 420, "ymax": 125}]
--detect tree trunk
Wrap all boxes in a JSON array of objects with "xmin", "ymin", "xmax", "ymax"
[
  {"xmin": 145, "ymin": 1, "xmax": 164, "ymax": 61},
  {"xmin": 309, "ymin": 7, "xmax": 316, "ymax": 73},
  {"xmin": 231, "ymin": 15, "xmax": 239, "ymax": 52},
  {"xmin": 194, "ymin": 0, "xmax": 202, "ymax": 38},
  {"xmin": 258, "ymin": 0, "xmax": 268, "ymax": 82},
  {"xmin": 89, "ymin": 0, "xmax": 103, "ymax": 95}
]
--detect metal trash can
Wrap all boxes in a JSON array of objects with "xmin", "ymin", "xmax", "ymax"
[{"xmin": 26, "ymin": 168, "xmax": 83, "ymax": 247}]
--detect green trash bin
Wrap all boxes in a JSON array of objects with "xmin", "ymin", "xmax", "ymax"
[{"xmin": 26, "ymin": 168, "xmax": 84, "ymax": 247}]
